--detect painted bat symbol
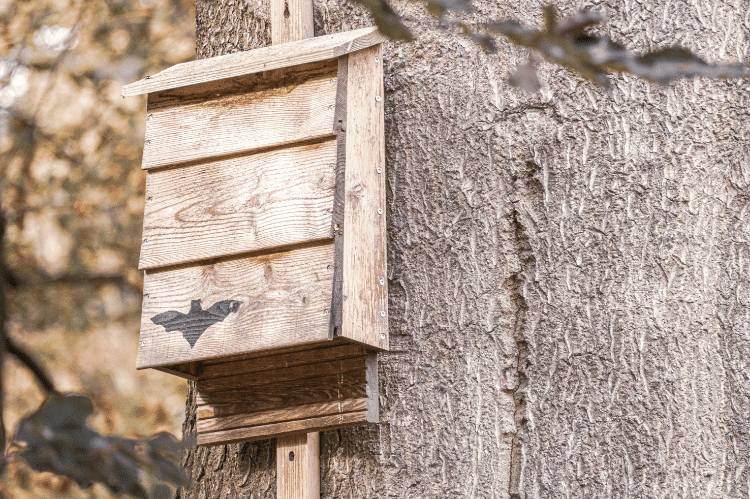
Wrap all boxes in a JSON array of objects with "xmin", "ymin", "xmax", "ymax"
[{"xmin": 150, "ymin": 299, "xmax": 243, "ymax": 348}]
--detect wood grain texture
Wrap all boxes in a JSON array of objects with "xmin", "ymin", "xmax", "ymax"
[
  {"xmin": 196, "ymin": 356, "xmax": 365, "ymax": 393},
  {"xmin": 141, "ymin": 69, "xmax": 337, "ymax": 169},
  {"xmin": 139, "ymin": 139, "xmax": 337, "ymax": 269},
  {"xmin": 271, "ymin": 0, "xmax": 313, "ymax": 44},
  {"xmin": 328, "ymin": 55, "xmax": 348, "ymax": 338},
  {"xmin": 197, "ymin": 372, "xmax": 367, "ymax": 419},
  {"xmin": 341, "ymin": 45, "xmax": 388, "ymax": 349},
  {"xmin": 136, "ymin": 241, "xmax": 335, "ymax": 369},
  {"xmin": 193, "ymin": 352, "xmax": 377, "ymax": 445},
  {"xmin": 277, "ymin": 432, "xmax": 320, "ymax": 499},
  {"xmin": 122, "ymin": 27, "xmax": 385, "ymax": 97},
  {"xmin": 199, "ymin": 343, "xmax": 366, "ymax": 379},
  {"xmin": 198, "ymin": 398, "xmax": 367, "ymax": 433},
  {"xmin": 196, "ymin": 411, "xmax": 368, "ymax": 446}
]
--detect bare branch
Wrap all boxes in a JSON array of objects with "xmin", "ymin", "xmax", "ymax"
[{"xmin": 5, "ymin": 337, "xmax": 57, "ymax": 394}]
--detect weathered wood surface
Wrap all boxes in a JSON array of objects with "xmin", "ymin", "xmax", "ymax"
[
  {"xmin": 136, "ymin": 241, "xmax": 334, "ymax": 369},
  {"xmin": 197, "ymin": 411, "xmax": 368, "ymax": 446},
  {"xmin": 122, "ymin": 27, "xmax": 385, "ymax": 97},
  {"xmin": 139, "ymin": 139, "xmax": 337, "ymax": 269},
  {"xmin": 141, "ymin": 67, "xmax": 337, "ymax": 169},
  {"xmin": 277, "ymin": 433, "xmax": 320, "ymax": 499},
  {"xmin": 341, "ymin": 45, "xmax": 388, "ymax": 349},
  {"xmin": 195, "ymin": 352, "xmax": 377, "ymax": 445},
  {"xmin": 199, "ymin": 343, "xmax": 366, "ymax": 379},
  {"xmin": 271, "ymin": 0, "xmax": 313, "ymax": 45},
  {"xmin": 196, "ymin": 372, "xmax": 367, "ymax": 419},
  {"xmin": 197, "ymin": 356, "xmax": 365, "ymax": 392}
]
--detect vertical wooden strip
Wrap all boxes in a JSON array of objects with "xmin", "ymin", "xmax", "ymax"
[
  {"xmin": 365, "ymin": 353, "xmax": 379, "ymax": 422},
  {"xmin": 271, "ymin": 0, "xmax": 313, "ymax": 45},
  {"xmin": 277, "ymin": 432, "xmax": 320, "ymax": 499},
  {"xmin": 341, "ymin": 44, "xmax": 388, "ymax": 350},
  {"xmin": 329, "ymin": 55, "xmax": 348, "ymax": 338},
  {"xmin": 269, "ymin": 4, "xmax": 320, "ymax": 497}
]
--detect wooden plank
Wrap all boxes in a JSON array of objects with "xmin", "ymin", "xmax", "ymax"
[
  {"xmin": 196, "ymin": 356, "xmax": 365, "ymax": 393},
  {"xmin": 272, "ymin": 0, "xmax": 313, "ymax": 44},
  {"xmin": 199, "ymin": 343, "xmax": 366, "ymax": 379},
  {"xmin": 329, "ymin": 55, "xmax": 348, "ymax": 338},
  {"xmin": 153, "ymin": 364, "xmax": 198, "ymax": 381},
  {"xmin": 199, "ymin": 338, "xmax": 349, "ymax": 367},
  {"xmin": 139, "ymin": 139, "xmax": 337, "ymax": 269},
  {"xmin": 365, "ymin": 354, "xmax": 379, "ymax": 423},
  {"xmin": 122, "ymin": 27, "xmax": 385, "ymax": 97},
  {"xmin": 197, "ymin": 411, "xmax": 368, "ymax": 445},
  {"xmin": 136, "ymin": 241, "xmax": 335, "ymax": 369},
  {"xmin": 198, "ymin": 398, "xmax": 367, "ymax": 433},
  {"xmin": 197, "ymin": 371, "xmax": 367, "ymax": 418},
  {"xmin": 341, "ymin": 45, "xmax": 388, "ymax": 349},
  {"xmin": 141, "ymin": 69, "xmax": 337, "ymax": 170},
  {"xmin": 277, "ymin": 432, "xmax": 320, "ymax": 499}
]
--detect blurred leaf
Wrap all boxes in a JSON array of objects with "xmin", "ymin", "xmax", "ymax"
[
  {"xmin": 13, "ymin": 393, "xmax": 190, "ymax": 499},
  {"xmin": 485, "ymin": 5, "xmax": 748, "ymax": 89},
  {"xmin": 509, "ymin": 60, "xmax": 541, "ymax": 92},
  {"xmin": 356, "ymin": 0, "xmax": 413, "ymax": 41},
  {"xmin": 458, "ymin": 23, "xmax": 495, "ymax": 52}
]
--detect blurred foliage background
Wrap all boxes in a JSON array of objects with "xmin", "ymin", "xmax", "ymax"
[{"xmin": 1, "ymin": 0, "xmax": 195, "ymax": 496}]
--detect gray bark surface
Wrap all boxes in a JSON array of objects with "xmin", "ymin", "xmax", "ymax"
[{"xmin": 179, "ymin": 1, "xmax": 750, "ymax": 497}]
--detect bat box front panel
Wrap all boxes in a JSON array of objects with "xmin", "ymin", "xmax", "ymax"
[{"xmin": 137, "ymin": 243, "xmax": 335, "ymax": 370}]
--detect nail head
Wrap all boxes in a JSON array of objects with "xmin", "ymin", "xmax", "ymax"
[
  {"xmin": 380, "ymin": 310, "xmax": 386, "ymax": 317},
  {"xmin": 324, "ymin": 309, "xmax": 329, "ymax": 315},
  {"xmin": 377, "ymin": 208, "xmax": 383, "ymax": 215},
  {"xmin": 380, "ymin": 333, "xmax": 386, "ymax": 339},
  {"xmin": 379, "ymin": 278, "xmax": 385, "ymax": 286},
  {"xmin": 375, "ymin": 95, "xmax": 381, "ymax": 102},
  {"xmin": 376, "ymin": 167, "xmax": 382, "ymax": 174}
]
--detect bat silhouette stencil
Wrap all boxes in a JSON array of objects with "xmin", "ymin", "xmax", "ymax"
[{"xmin": 150, "ymin": 299, "xmax": 243, "ymax": 348}]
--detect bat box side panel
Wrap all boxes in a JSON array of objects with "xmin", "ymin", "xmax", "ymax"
[
  {"xmin": 136, "ymin": 242, "xmax": 335, "ymax": 369},
  {"xmin": 340, "ymin": 44, "xmax": 388, "ymax": 350},
  {"xmin": 194, "ymin": 345, "xmax": 378, "ymax": 445},
  {"xmin": 139, "ymin": 138, "xmax": 337, "ymax": 270},
  {"xmin": 141, "ymin": 59, "xmax": 338, "ymax": 170}
]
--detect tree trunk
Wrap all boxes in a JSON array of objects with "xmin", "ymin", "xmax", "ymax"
[{"xmin": 180, "ymin": 1, "xmax": 750, "ymax": 497}]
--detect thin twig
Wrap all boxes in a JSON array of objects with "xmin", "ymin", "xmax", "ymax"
[
  {"xmin": 0, "ymin": 207, "xmax": 7, "ymax": 470},
  {"xmin": 4, "ymin": 337, "xmax": 57, "ymax": 394}
]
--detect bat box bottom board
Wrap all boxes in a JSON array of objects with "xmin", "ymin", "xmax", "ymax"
[{"xmin": 178, "ymin": 342, "xmax": 379, "ymax": 445}]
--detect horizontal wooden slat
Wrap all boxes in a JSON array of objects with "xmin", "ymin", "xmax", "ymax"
[
  {"xmin": 122, "ymin": 27, "xmax": 385, "ymax": 97},
  {"xmin": 136, "ymin": 241, "xmax": 335, "ymax": 369},
  {"xmin": 140, "ymin": 139, "xmax": 337, "ymax": 269},
  {"xmin": 141, "ymin": 67, "xmax": 337, "ymax": 170},
  {"xmin": 197, "ymin": 371, "xmax": 367, "ymax": 418},
  {"xmin": 199, "ymin": 343, "xmax": 366, "ymax": 379},
  {"xmin": 197, "ymin": 411, "xmax": 369, "ymax": 446},
  {"xmin": 197, "ymin": 398, "xmax": 367, "ymax": 433},
  {"xmin": 197, "ymin": 356, "xmax": 365, "ymax": 393}
]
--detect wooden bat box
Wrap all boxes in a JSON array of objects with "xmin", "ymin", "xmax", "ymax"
[{"xmin": 123, "ymin": 27, "xmax": 387, "ymax": 445}]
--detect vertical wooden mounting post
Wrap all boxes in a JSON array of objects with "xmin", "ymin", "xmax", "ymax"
[
  {"xmin": 270, "ymin": 0, "xmax": 319, "ymax": 497},
  {"xmin": 277, "ymin": 433, "xmax": 320, "ymax": 499}
]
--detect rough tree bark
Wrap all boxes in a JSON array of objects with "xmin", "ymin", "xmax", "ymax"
[{"xmin": 178, "ymin": 0, "xmax": 750, "ymax": 497}]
